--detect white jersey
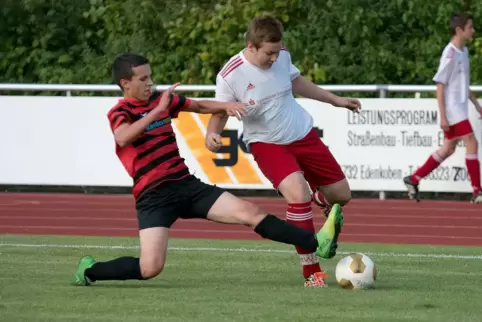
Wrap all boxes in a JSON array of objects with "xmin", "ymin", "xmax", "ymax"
[
  {"xmin": 432, "ymin": 42, "xmax": 471, "ymax": 125},
  {"xmin": 215, "ymin": 48, "xmax": 313, "ymax": 146}
]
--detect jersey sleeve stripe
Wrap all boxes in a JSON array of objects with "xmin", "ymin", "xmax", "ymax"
[
  {"xmin": 111, "ymin": 113, "xmax": 130, "ymax": 129},
  {"xmin": 114, "ymin": 106, "xmax": 136, "ymax": 119},
  {"xmin": 148, "ymin": 91, "xmax": 161, "ymax": 103},
  {"xmin": 221, "ymin": 60, "xmax": 243, "ymax": 78},
  {"xmin": 169, "ymin": 95, "xmax": 189, "ymax": 117},
  {"xmin": 446, "ymin": 47, "xmax": 455, "ymax": 59},
  {"xmin": 220, "ymin": 56, "xmax": 241, "ymax": 76}
]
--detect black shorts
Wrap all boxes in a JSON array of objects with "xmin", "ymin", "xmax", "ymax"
[{"xmin": 135, "ymin": 175, "xmax": 225, "ymax": 229}]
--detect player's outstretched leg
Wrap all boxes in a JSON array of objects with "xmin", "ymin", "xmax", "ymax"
[
  {"xmin": 404, "ymin": 139, "xmax": 457, "ymax": 201},
  {"xmin": 71, "ymin": 227, "xmax": 169, "ymax": 286},
  {"xmin": 206, "ymin": 191, "xmax": 344, "ymax": 287},
  {"xmin": 71, "ymin": 255, "xmax": 145, "ymax": 286}
]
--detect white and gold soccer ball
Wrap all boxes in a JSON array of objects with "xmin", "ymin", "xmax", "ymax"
[{"xmin": 335, "ymin": 253, "xmax": 377, "ymax": 289}]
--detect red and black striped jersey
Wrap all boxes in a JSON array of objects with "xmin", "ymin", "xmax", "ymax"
[{"xmin": 107, "ymin": 91, "xmax": 192, "ymax": 199}]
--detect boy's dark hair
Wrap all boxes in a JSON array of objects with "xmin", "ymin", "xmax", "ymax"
[
  {"xmin": 245, "ymin": 15, "xmax": 284, "ymax": 48},
  {"xmin": 450, "ymin": 12, "xmax": 472, "ymax": 35},
  {"xmin": 111, "ymin": 53, "xmax": 149, "ymax": 89}
]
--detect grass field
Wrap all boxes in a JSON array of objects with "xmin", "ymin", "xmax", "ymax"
[{"xmin": 2, "ymin": 234, "xmax": 482, "ymax": 322}]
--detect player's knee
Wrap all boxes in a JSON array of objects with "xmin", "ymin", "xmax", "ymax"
[
  {"xmin": 321, "ymin": 179, "xmax": 352, "ymax": 206},
  {"xmin": 140, "ymin": 260, "xmax": 165, "ymax": 279},
  {"xmin": 464, "ymin": 134, "xmax": 478, "ymax": 153},
  {"xmin": 444, "ymin": 145, "xmax": 457, "ymax": 157},
  {"xmin": 326, "ymin": 189, "xmax": 351, "ymax": 206},
  {"xmin": 335, "ymin": 190, "xmax": 352, "ymax": 206},
  {"xmin": 440, "ymin": 141, "xmax": 457, "ymax": 157},
  {"xmin": 233, "ymin": 201, "xmax": 265, "ymax": 227},
  {"xmin": 278, "ymin": 173, "xmax": 312, "ymax": 204}
]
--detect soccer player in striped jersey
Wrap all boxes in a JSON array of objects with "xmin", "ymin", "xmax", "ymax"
[
  {"xmin": 71, "ymin": 53, "xmax": 343, "ymax": 287},
  {"xmin": 205, "ymin": 16, "xmax": 361, "ymax": 287},
  {"xmin": 404, "ymin": 13, "xmax": 482, "ymax": 204}
]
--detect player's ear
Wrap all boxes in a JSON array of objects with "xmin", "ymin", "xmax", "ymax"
[
  {"xmin": 120, "ymin": 79, "xmax": 130, "ymax": 90},
  {"xmin": 246, "ymin": 41, "xmax": 256, "ymax": 52}
]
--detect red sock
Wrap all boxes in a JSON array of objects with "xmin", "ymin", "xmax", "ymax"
[
  {"xmin": 411, "ymin": 152, "xmax": 444, "ymax": 184},
  {"xmin": 286, "ymin": 202, "xmax": 321, "ymax": 279},
  {"xmin": 466, "ymin": 154, "xmax": 481, "ymax": 194}
]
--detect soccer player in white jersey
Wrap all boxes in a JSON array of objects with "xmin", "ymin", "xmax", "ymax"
[
  {"xmin": 404, "ymin": 12, "xmax": 482, "ymax": 204},
  {"xmin": 205, "ymin": 16, "xmax": 361, "ymax": 288}
]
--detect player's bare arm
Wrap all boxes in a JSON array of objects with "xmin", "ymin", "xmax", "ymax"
[
  {"xmin": 185, "ymin": 100, "xmax": 246, "ymax": 118},
  {"xmin": 435, "ymin": 83, "xmax": 450, "ymax": 131},
  {"xmin": 207, "ymin": 112, "xmax": 229, "ymax": 133},
  {"xmin": 114, "ymin": 83, "xmax": 181, "ymax": 147},
  {"xmin": 205, "ymin": 113, "xmax": 229, "ymax": 152},
  {"xmin": 291, "ymin": 75, "xmax": 361, "ymax": 113}
]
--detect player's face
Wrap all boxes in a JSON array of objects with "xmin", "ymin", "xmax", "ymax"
[
  {"xmin": 462, "ymin": 19, "xmax": 475, "ymax": 41},
  {"xmin": 251, "ymin": 41, "xmax": 282, "ymax": 69},
  {"xmin": 122, "ymin": 64, "xmax": 154, "ymax": 101}
]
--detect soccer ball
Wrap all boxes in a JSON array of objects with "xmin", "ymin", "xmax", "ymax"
[{"xmin": 335, "ymin": 253, "xmax": 376, "ymax": 289}]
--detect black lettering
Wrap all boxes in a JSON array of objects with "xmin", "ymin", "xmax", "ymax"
[
  {"xmin": 453, "ymin": 166, "xmax": 462, "ymax": 181},
  {"xmin": 313, "ymin": 126, "xmax": 324, "ymax": 138},
  {"xmin": 349, "ymin": 110, "xmax": 438, "ymax": 125},
  {"xmin": 313, "ymin": 126, "xmax": 328, "ymax": 148},
  {"xmin": 452, "ymin": 166, "xmax": 469, "ymax": 182},
  {"xmin": 425, "ymin": 166, "xmax": 450, "ymax": 181},
  {"xmin": 238, "ymin": 133, "xmax": 250, "ymax": 154},
  {"xmin": 214, "ymin": 130, "xmax": 238, "ymax": 167},
  {"xmin": 437, "ymin": 131, "xmax": 444, "ymax": 147},
  {"xmin": 341, "ymin": 165, "xmax": 358, "ymax": 179}
]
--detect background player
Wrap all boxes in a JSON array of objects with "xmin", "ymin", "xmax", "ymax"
[
  {"xmin": 404, "ymin": 13, "xmax": 482, "ymax": 204},
  {"xmin": 204, "ymin": 16, "xmax": 361, "ymax": 287},
  {"xmin": 71, "ymin": 53, "xmax": 343, "ymax": 288}
]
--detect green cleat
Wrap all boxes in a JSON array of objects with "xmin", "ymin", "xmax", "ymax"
[
  {"xmin": 71, "ymin": 255, "xmax": 96, "ymax": 286},
  {"xmin": 315, "ymin": 203, "xmax": 344, "ymax": 259}
]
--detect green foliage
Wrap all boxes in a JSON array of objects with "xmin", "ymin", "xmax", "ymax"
[{"xmin": 1, "ymin": 0, "xmax": 481, "ymax": 97}]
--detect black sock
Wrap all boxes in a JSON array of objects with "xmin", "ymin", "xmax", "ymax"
[
  {"xmin": 254, "ymin": 214, "xmax": 319, "ymax": 252},
  {"xmin": 85, "ymin": 257, "xmax": 144, "ymax": 282}
]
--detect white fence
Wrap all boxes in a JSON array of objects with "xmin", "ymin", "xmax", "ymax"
[
  {"xmin": 2, "ymin": 83, "xmax": 482, "ymax": 96},
  {"xmin": 1, "ymin": 84, "xmax": 482, "ymax": 199}
]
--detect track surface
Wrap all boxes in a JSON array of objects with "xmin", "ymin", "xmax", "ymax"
[{"xmin": 0, "ymin": 192, "xmax": 481, "ymax": 246}]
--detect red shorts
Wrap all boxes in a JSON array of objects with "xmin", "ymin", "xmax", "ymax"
[
  {"xmin": 444, "ymin": 119, "xmax": 473, "ymax": 140},
  {"xmin": 249, "ymin": 129, "xmax": 346, "ymax": 190}
]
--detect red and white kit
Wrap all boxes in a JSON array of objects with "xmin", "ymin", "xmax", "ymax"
[{"xmin": 215, "ymin": 48, "xmax": 345, "ymax": 280}]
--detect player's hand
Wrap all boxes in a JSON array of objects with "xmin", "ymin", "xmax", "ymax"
[
  {"xmin": 155, "ymin": 82, "xmax": 181, "ymax": 113},
  {"xmin": 440, "ymin": 118, "xmax": 450, "ymax": 132},
  {"xmin": 333, "ymin": 96, "xmax": 362, "ymax": 113},
  {"xmin": 225, "ymin": 102, "xmax": 247, "ymax": 120},
  {"xmin": 205, "ymin": 132, "xmax": 223, "ymax": 152}
]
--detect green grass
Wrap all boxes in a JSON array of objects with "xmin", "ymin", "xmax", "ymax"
[{"xmin": 1, "ymin": 234, "xmax": 482, "ymax": 322}]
